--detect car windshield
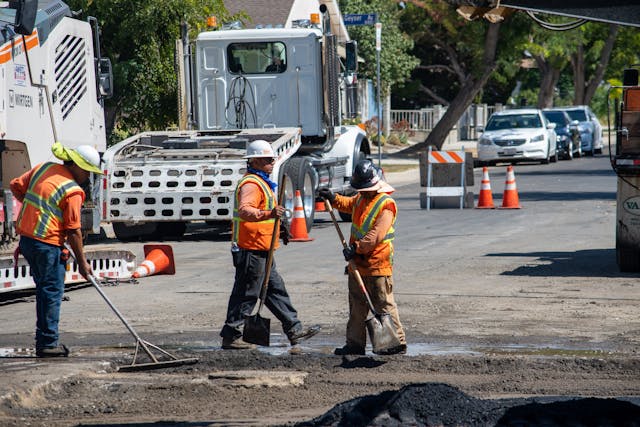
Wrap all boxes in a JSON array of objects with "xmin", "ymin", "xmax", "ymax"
[
  {"xmin": 485, "ymin": 114, "xmax": 542, "ymax": 131},
  {"xmin": 564, "ymin": 109, "xmax": 587, "ymax": 121},
  {"xmin": 543, "ymin": 112, "xmax": 567, "ymax": 126}
]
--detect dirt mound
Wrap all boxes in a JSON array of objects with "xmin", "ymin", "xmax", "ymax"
[{"xmin": 297, "ymin": 383, "xmax": 640, "ymax": 427}]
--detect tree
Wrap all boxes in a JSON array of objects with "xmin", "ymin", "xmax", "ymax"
[
  {"xmin": 66, "ymin": 0, "xmax": 236, "ymax": 145},
  {"xmin": 340, "ymin": 0, "xmax": 419, "ymax": 95},
  {"xmin": 570, "ymin": 23, "xmax": 619, "ymax": 106},
  {"xmin": 397, "ymin": 1, "xmax": 529, "ymax": 152}
]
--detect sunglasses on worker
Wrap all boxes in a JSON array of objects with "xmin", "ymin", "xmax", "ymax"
[{"xmin": 259, "ymin": 157, "xmax": 276, "ymax": 164}]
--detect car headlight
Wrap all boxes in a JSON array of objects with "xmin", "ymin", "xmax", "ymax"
[
  {"xmin": 531, "ymin": 134, "xmax": 545, "ymax": 142},
  {"xmin": 478, "ymin": 137, "xmax": 493, "ymax": 146},
  {"xmin": 556, "ymin": 134, "xmax": 568, "ymax": 142},
  {"xmin": 578, "ymin": 125, "xmax": 588, "ymax": 133}
]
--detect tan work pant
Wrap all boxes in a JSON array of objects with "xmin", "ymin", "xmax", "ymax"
[{"xmin": 345, "ymin": 273, "xmax": 406, "ymax": 349}]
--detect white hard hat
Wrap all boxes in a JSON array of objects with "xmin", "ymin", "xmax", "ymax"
[
  {"xmin": 74, "ymin": 145, "xmax": 103, "ymax": 174},
  {"xmin": 51, "ymin": 142, "xmax": 103, "ymax": 174},
  {"xmin": 244, "ymin": 140, "xmax": 275, "ymax": 158}
]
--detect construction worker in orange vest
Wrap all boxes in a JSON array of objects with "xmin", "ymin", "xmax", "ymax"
[
  {"xmin": 10, "ymin": 142, "xmax": 103, "ymax": 358},
  {"xmin": 219, "ymin": 140, "xmax": 320, "ymax": 350},
  {"xmin": 319, "ymin": 159, "xmax": 406, "ymax": 356}
]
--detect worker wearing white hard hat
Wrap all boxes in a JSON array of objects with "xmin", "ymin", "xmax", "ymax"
[
  {"xmin": 9, "ymin": 142, "xmax": 102, "ymax": 358},
  {"xmin": 219, "ymin": 140, "xmax": 320, "ymax": 349}
]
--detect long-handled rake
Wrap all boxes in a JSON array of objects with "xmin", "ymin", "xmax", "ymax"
[{"xmin": 67, "ymin": 245, "xmax": 198, "ymax": 372}]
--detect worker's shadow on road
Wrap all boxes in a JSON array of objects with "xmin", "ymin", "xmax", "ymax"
[
  {"xmin": 337, "ymin": 356, "xmax": 386, "ymax": 369},
  {"xmin": 487, "ymin": 249, "xmax": 632, "ymax": 278}
]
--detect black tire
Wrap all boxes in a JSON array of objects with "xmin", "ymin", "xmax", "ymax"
[
  {"xmin": 282, "ymin": 157, "xmax": 317, "ymax": 232},
  {"xmin": 112, "ymin": 222, "xmax": 158, "ymax": 242},
  {"xmin": 338, "ymin": 210, "xmax": 353, "ymax": 222},
  {"xmin": 550, "ymin": 147, "xmax": 558, "ymax": 163}
]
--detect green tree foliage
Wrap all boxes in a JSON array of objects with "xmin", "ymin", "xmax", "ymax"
[
  {"xmin": 66, "ymin": 0, "xmax": 235, "ymax": 144},
  {"xmin": 339, "ymin": 0, "xmax": 419, "ymax": 96}
]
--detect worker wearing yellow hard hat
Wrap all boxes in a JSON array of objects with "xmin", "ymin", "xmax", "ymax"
[{"xmin": 9, "ymin": 142, "xmax": 102, "ymax": 358}]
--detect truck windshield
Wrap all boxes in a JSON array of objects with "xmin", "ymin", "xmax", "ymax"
[
  {"xmin": 564, "ymin": 109, "xmax": 587, "ymax": 122},
  {"xmin": 227, "ymin": 42, "xmax": 287, "ymax": 74}
]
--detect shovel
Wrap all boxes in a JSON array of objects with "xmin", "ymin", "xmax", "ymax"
[
  {"xmin": 65, "ymin": 245, "xmax": 198, "ymax": 372},
  {"xmin": 243, "ymin": 184, "xmax": 286, "ymax": 346},
  {"xmin": 324, "ymin": 199, "xmax": 402, "ymax": 355}
]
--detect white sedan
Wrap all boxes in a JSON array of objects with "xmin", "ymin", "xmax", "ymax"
[{"xmin": 477, "ymin": 108, "xmax": 558, "ymax": 166}]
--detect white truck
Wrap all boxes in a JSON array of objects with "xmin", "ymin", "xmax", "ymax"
[
  {"xmin": 102, "ymin": 4, "xmax": 371, "ymax": 241},
  {"xmin": 0, "ymin": 0, "xmax": 135, "ymax": 293}
]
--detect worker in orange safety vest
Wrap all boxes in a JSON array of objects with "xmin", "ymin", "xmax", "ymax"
[
  {"xmin": 219, "ymin": 140, "xmax": 320, "ymax": 350},
  {"xmin": 10, "ymin": 142, "xmax": 102, "ymax": 358},
  {"xmin": 319, "ymin": 159, "xmax": 406, "ymax": 356}
]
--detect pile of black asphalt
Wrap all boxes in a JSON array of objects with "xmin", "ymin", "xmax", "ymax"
[{"xmin": 296, "ymin": 382, "xmax": 640, "ymax": 427}]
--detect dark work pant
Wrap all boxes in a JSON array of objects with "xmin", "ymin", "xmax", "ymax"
[
  {"xmin": 220, "ymin": 248, "xmax": 301, "ymax": 341},
  {"xmin": 19, "ymin": 236, "xmax": 66, "ymax": 350}
]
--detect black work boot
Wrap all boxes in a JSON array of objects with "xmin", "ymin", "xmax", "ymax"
[
  {"xmin": 333, "ymin": 345, "xmax": 365, "ymax": 356},
  {"xmin": 288, "ymin": 325, "xmax": 321, "ymax": 345},
  {"xmin": 36, "ymin": 344, "xmax": 70, "ymax": 358}
]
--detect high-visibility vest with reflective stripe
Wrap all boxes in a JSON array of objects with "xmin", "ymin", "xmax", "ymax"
[
  {"xmin": 232, "ymin": 174, "xmax": 279, "ymax": 251},
  {"xmin": 350, "ymin": 193, "xmax": 396, "ymax": 276},
  {"xmin": 16, "ymin": 163, "xmax": 84, "ymax": 246}
]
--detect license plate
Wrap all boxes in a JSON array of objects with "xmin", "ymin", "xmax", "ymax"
[{"xmin": 503, "ymin": 148, "xmax": 516, "ymax": 155}]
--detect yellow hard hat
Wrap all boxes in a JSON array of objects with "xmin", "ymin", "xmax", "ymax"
[{"xmin": 52, "ymin": 142, "xmax": 103, "ymax": 174}]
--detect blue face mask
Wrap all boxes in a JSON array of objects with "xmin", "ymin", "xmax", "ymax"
[{"xmin": 247, "ymin": 166, "xmax": 277, "ymax": 191}]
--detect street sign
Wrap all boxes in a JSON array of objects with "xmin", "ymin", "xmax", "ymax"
[{"xmin": 343, "ymin": 13, "xmax": 377, "ymax": 26}]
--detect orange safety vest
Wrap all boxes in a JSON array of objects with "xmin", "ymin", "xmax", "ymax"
[
  {"xmin": 15, "ymin": 163, "xmax": 85, "ymax": 246},
  {"xmin": 232, "ymin": 174, "xmax": 279, "ymax": 251},
  {"xmin": 350, "ymin": 193, "xmax": 396, "ymax": 276}
]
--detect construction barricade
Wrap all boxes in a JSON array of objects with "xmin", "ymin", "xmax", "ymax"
[
  {"xmin": 419, "ymin": 147, "xmax": 474, "ymax": 210},
  {"xmin": 0, "ymin": 249, "xmax": 136, "ymax": 294}
]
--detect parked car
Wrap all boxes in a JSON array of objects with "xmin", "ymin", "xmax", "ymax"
[
  {"xmin": 477, "ymin": 108, "xmax": 558, "ymax": 166},
  {"xmin": 542, "ymin": 109, "xmax": 582, "ymax": 160},
  {"xmin": 551, "ymin": 105, "xmax": 603, "ymax": 155}
]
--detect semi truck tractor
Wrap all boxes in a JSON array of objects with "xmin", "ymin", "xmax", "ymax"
[{"xmin": 102, "ymin": 4, "xmax": 370, "ymax": 241}]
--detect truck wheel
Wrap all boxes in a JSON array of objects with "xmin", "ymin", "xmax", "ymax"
[
  {"xmin": 283, "ymin": 157, "xmax": 317, "ymax": 231},
  {"xmin": 113, "ymin": 222, "xmax": 157, "ymax": 242}
]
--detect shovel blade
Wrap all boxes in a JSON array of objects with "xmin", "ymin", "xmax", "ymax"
[
  {"xmin": 243, "ymin": 314, "xmax": 270, "ymax": 346},
  {"xmin": 366, "ymin": 313, "xmax": 402, "ymax": 355}
]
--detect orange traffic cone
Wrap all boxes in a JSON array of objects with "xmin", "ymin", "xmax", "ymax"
[
  {"xmin": 499, "ymin": 165, "xmax": 521, "ymax": 209},
  {"xmin": 475, "ymin": 166, "xmax": 495, "ymax": 209},
  {"xmin": 289, "ymin": 190, "xmax": 314, "ymax": 242},
  {"xmin": 315, "ymin": 200, "xmax": 326, "ymax": 212},
  {"xmin": 132, "ymin": 244, "xmax": 176, "ymax": 278}
]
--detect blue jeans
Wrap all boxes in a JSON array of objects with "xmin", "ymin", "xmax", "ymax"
[{"xmin": 19, "ymin": 236, "xmax": 66, "ymax": 350}]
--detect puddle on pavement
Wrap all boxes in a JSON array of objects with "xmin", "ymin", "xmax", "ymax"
[{"xmin": 0, "ymin": 342, "xmax": 617, "ymax": 359}]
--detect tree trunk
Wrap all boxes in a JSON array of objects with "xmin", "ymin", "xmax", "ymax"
[
  {"xmin": 571, "ymin": 24, "xmax": 618, "ymax": 106},
  {"xmin": 400, "ymin": 22, "xmax": 501, "ymax": 155},
  {"xmin": 534, "ymin": 54, "xmax": 560, "ymax": 109},
  {"xmin": 571, "ymin": 44, "xmax": 585, "ymax": 105},
  {"xmin": 583, "ymin": 24, "xmax": 618, "ymax": 105}
]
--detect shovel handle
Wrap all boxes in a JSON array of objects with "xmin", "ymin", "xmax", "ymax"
[
  {"xmin": 324, "ymin": 199, "xmax": 378, "ymax": 315},
  {"xmin": 256, "ymin": 183, "xmax": 287, "ymax": 311}
]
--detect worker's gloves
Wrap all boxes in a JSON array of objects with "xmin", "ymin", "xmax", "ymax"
[
  {"xmin": 270, "ymin": 205, "xmax": 285, "ymax": 218},
  {"xmin": 318, "ymin": 188, "xmax": 335, "ymax": 202},
  {"xmin": 280, "ymin": 221, "xmax": 292, "ymax": 245},
  {"xmin": 343, "ymin": 243, "xmax": 357, "ymax": 261}
]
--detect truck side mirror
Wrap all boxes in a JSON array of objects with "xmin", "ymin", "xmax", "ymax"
[
  {"xmin": 10, "ymin": 0, "xmax": 37, "ymax": 36},
  {"xmin": 98, "ymin": 57, "xmax": 113, "ymax": 99},
  {"xmin": 345, "ymin": 40, "xmax": 357, "ymax": 73}
]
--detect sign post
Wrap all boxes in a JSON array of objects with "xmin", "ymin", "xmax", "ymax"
[{"xmin": 343, "ymin": 13, "xmax": 382, "ymax": 168}]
